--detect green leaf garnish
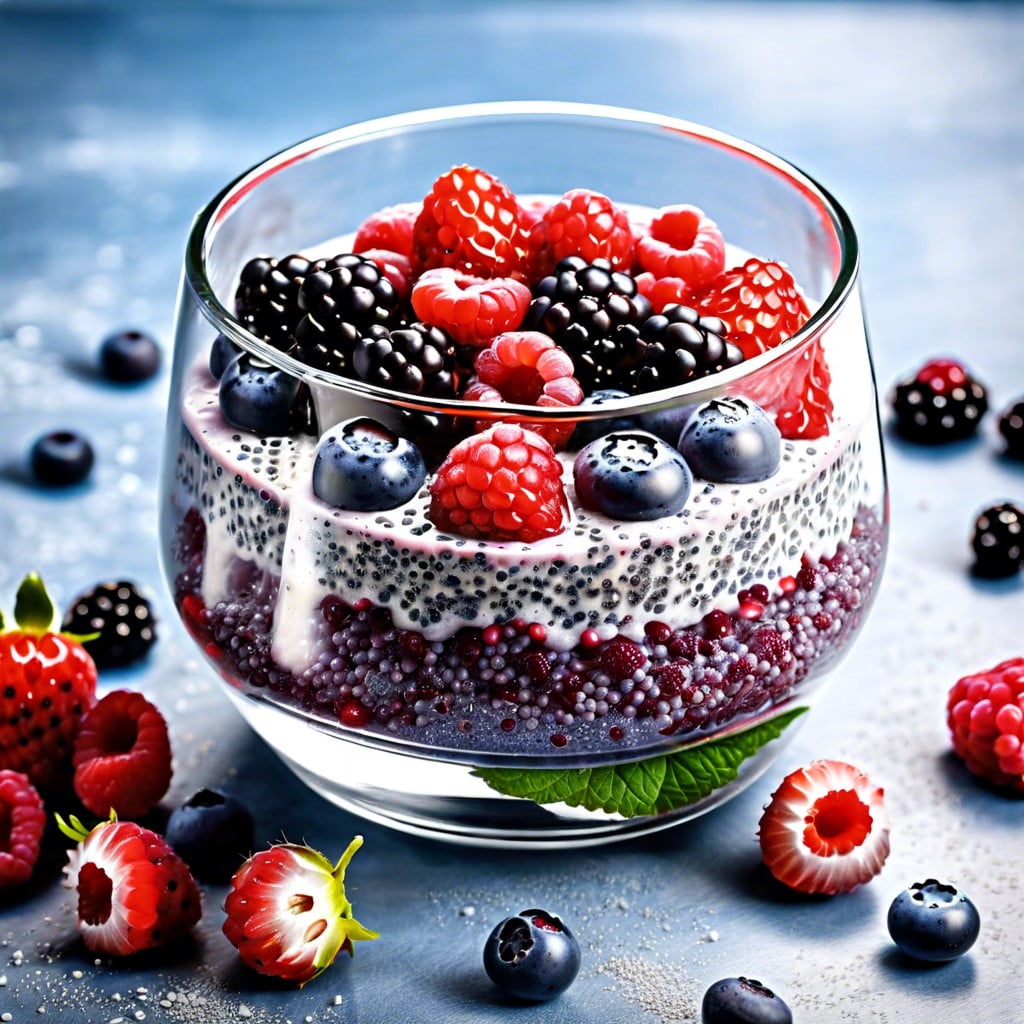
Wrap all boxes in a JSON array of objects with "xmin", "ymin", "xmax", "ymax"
[
  {"xmin": 14, "ymin": 572, "xmax": 57, "ymax": 633},
  {"xmin": 474, "ymin": 707, "xmax": 808, "ymax": 817}
]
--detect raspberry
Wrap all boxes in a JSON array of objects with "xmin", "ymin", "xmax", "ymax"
[
  {"xmin": 889, "ymin": 358, "xmax": 988, "ymax": 444},
  {"xmin": 352, "ymin": 201, "xmax": 420, "ymax": 259},
  {"xmin": 741, "ymin": 338, "xmax": 834, "ymax": 440},
  {"xmin": 532, "ymin": 189, "xmax": 634, "ymax": 277},
  {"xmin": 598, "ymin": 638, "xmax": 648, "ymax": 679},
  {"xmin": 947, "ymin": 657, "xmax": 1024, "ymax": 790},
  {"xmin": 464, "ymin": 331, "xmax": 583, "ymax": 448},
  {"xmin": 694, "ymin": 258, "xmax": 810, "ymax": 359},
  {"xmin": 73, "ymin": 689, "xmax": 173, "ymax": 819},
  {"xmin": 358, "ymin": 248, "xmax": 413, "ymax": 301},
  {"xmin": 428, "ymin": 423, "xmax": 569, "ymax": 542},
  {"xmin": 412, "ymin": 165, "xmax": 530, "ymax": 280},
  {"xmin": 635, "ymin": 272, "xmax": 692, "ymax": 313},
  {"xmin": 0, "ymin": 769, "xmax": 46, "ymax": 888},
  {"xmin": 411, "ymin": 268, "xmax": 531, "ymax": 347},
  {"xmin": 635, "ymin": 205, "xmax": 726, "ymax": 289},
  {"xmin": 971, "ymin": 503, "xmax": 1024, "ymax": 579}
]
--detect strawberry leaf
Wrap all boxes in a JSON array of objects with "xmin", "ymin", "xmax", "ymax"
[
  {"xmin": 14, "ymin": 572, "xmax": 57, "ymax": 633},
  {"xmin": 474, "ymin": 707, "xmax": 807, "ymax": 817}
]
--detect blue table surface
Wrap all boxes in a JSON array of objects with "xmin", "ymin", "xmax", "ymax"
[{"xmin": 1, "ymin": 2, "xmax": 1022, "ymax": 1021}]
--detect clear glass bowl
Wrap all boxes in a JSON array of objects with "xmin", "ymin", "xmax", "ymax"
[{"xmin": 160, "ymin": 102, "xmax": 887, "ymax": 847}]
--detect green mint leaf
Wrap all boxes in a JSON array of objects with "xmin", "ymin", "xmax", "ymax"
[
  {"xmin": 474, "ymin": 707, "xmax": 808, "ymax": 817},
  {"xmin": 14, "ymin": 572, "xmax": 57, "ymax": 633}
]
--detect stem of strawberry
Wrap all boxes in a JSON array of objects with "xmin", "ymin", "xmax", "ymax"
[{"xmin": 14, "ymin": 572, "xmax": 57, "ymax": 633}]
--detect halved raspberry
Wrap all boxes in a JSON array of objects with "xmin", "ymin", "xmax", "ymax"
[
  {"xmin": 73, "ymin": 689, "xmax": 173, "ymax": 819},
  {"xmin": 947, "ymin": 657, "xmax": 1024, "ymax": 791},
  {"xmin": 741, "ymin": 338, "xmax": 833, "ymax": 440},
  {"xmin": 635, "ymin": 272, "xmax": 692, "ymax": 313},
  {"xmin": 411, "ymin": 268, "xmax": 531, "ymax": 347},
  {"xmin": 532, "ymin": 189, "xmax": 634, "ymax": 278},
  {"xmin": 0, "ymin": 769, "xmax": 46, "ymax": 887},
  {"xmin": 758, "ymin": 759, "xmax": 891, "ymax": 895},
  {"xmin": 358, "ymin": 248, "xmax": 413, "ymax": 301},
  {"xmin": 694, "ymin": 258, "xmax": 810, "ymax": 359},
  {"xmin": 412, "ymin": 166, "xmax": 530, "ymax": 280},
  {"xmin": 464, "ymin": 331, "xmax": 583, "ymax": 448},
  {"xmin": 635, "ymin": 205, "xmax": 726, "ymax": 289},
  {"xmin": 428, "ymin": 423, "xmax": 569, "ymax": 543},
  {"xmin": 352, "ymin": 201, "xmax": 420, "ymax": 260}
]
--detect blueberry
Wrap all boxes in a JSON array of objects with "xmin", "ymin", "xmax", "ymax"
[
  {"xmin": 678, "ymin": 396, "xmax": 781, "ymax": 484},
  {"xmin": 209, "ymin": 333, "xmax": 241, "ymax": 380},
  {"xmin": 573, "ymin": 430, "xmax": 692, "ymax": 521},
  {"xmin": 164, "ymin": 788, "xmax": 255, "ymax": 883},
  {"xmin": 312, "ymin": 417, "xmax": 426, "ymax": 512},
  {"xmin": 638, "ymin": 402, "xmax": 699, "ymax": 444},
  {"xmin": 887, "ymin": 879, "xmax": 981, "ymax": 962},
  {"xmin": 483, "ymin": 908, "xmax": 581, "ymax": 1003},
  {"xmin": 219, "ymin": 352, "xmax": 307, "ymax": 435},
  {"xmin": 701, "ymin": 976, "xmax": 793, "ymax": 1024},
  {"xmin": 29, "ymin": 430, "xmax": 95, "ymax": 486},
  {"xmin": 569, "ymin": 388, "xmax": 639, "ymax": 450},
  {"xmin": 99, "ymin": 328, "xmax": 161, "ymax": 382}
]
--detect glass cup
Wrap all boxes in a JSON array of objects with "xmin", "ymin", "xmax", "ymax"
[{"xmin": 160, "ymin": 102, "xmax": 887, "ymax": 847}]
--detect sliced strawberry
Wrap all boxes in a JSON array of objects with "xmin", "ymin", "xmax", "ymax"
[
  {"xmin": 757, "ymin": 759, "xmax": 890, "ymax": 895},
  {"xmin": 59, "ymin": 813, "xmax": 201, "ymax": 955},
  {"xmin": 223, "ymin": 837, "xmax": 378, "ymax": 985}
]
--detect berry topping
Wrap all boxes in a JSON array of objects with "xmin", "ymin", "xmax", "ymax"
[
  {"xmin": 970, "ymin": 502, "xmax": 1024, "ymax": 579},
  {"xmin": 997, "ymin": 397, "xmax": 1024, "ymax": 460},
  {"xmin": 219, "ymin": 352, "xmax": 310, "ymax": 436},
  {"xmin": 357, "ymin": 247, "xmax": 413, "ymax": 301},
  {"xmin": 890, "ymin": 357, "xmax": 988, "ymax": 444},
  {"xmin": 297, "ymin": 253, "xmax": 401, "ymax": 337},
  {"xmin": 635, "ymin": 204, "xmax": 726, "ymax": 289},
  {"xmin": 164, "ymin": 788, "xmax": 254, "ymax": 883},
  {"xmin": 678, "ymin": 397, "xmax": 781, "ymax": 483},
  {"xmin": 757, "ymin": 759, "xmax": 891, "ymax": 895},
  {"xmin": 568, "ymin": 388, "xmax": 639, "ymax": 450},
  {"xmin": 58, "ymin": 812, "xmax": 202, "ymax": 956},
  {"xmin": 72, "ymin": 689, "xmax": 172, "ymax": 819},
  {"xmin": 428, "ymin": 423, "xmax": 568, "ymax": 542},
  {"xmin": 0, "ymin": 573, "xmax": 98, "ymax": 788},
  {"xmin": 222, "ymin": 836, "xmax": 378, "ymax": 985},
  {"xmin": 99, "ymin": 329, "xmax": 161, "ymax": 383},
  {"xmin": 573, "ymin": 430, "xmax": 692, "ymax": 521},
  {"xmin": 209, "ymin": 333, "xmax": 241, "ymax": 380},
  {"xmin": 412, "ymin": 165, "xmax": 530, "ymax": 280},
  {"xmin": 352, "ymin": 322, "xmax": 459, "ymax": 398},
  {"xmin": 694, "ymin": 258, "xmax": 810, "ymax": 358},
  {"xmin": 465, "ymin": 331, "xmax": 583, "ymax": 448},
  {"xmin": 632, "ymin": 305, "xmax": 743, "ymax": 394},
  {"xmin": 482, "ymin": 908, "xmax": 581, "ymax": 1003},
  {"xmin": 352, "ymin": 201, "xmax": 420, "ymax": 259},
  {"xmin": 532, "ymin": 188, "xmax": 634, "ymax": 276},
  {"xmin": 522, "ymin": 257, "xmax": 652, "ymax": 394},
  {"xmin": 701, "ymin": 976, "xmax": 793, "ymax": 1024},
  {"xmin": 0, "ymin": 769, "xmax": 46, "ymax": 888},
  {"xmin": 741, "ymin": 338, "xmax": 834, "ymax": 440},
  {"xmin": 947, "ymin": 657, "xmax": 1024, "ymax": 790},
  {"xmin": 887, "ymin": 879, "xmax": 981, "ymax": 963},
  {"xmin": 235, "ymin": 254, "xmax": 318, "ymax": 349},
  {"xmin": 411, "ymin": 268, "xmax": 531, "ymax": 348},
  {"xmin": 29, "ymin": 429, "xmax": 95, "ymax": 487},
  {"xmin": 62, "ymin": 580, "xmax": 157, "ymax": 668},
  {"xmin": 313, "ymin": 417, "xmax": 426, "ymax": 512},
  {"xmin": 635, "ymin": 271, "xmax": 693, "ymax": 313}
]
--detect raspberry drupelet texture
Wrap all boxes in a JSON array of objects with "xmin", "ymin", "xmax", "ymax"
[
  {"xmin": 947, "ymin": 657, "xmax": 1024, "ymax": 790},
  {"xmin": 0, "ymin": 769, "xmax": 46, "ymax": 887},
  {"xmin": 634, "ymin": 204, "xmax": 726, "ymax": 288},
  {"xmin": 411, "ymin": 268, "xmax": 531, "ymax": 347},
  {"xmin": 352, "ymin": 201, "xmax": 420, "ymax": 260},
  {"xmin": 532, "ymin": 188, "xmax": 635, "ymax": 277}
]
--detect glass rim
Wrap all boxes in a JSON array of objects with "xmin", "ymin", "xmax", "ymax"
[{"xmin": 184, "ymin": 100, "xmax": 860, "ymax": 422}]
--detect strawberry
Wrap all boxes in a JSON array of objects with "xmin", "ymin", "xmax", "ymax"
[
  {"xmin": 757, "ymin": 759, "xmax": 890, "ymax": 895},
  {"xmin": 58, "ymin": 812, "xmax": 202, "ymax": 955},
  {"xmin": 223, "ymin": 836, "xmax": 378, "ymax": 985},
  {"xmin": 0, "ymin": 573, "xmax": 98, "ymax": 788}
]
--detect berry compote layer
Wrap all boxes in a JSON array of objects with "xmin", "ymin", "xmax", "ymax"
[{"xmin": 169, "ymin": 348, "xmax": 885, "ymax": 757}]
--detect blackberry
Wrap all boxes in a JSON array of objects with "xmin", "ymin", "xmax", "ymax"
[
  {"xmin": 522, "ymin": 257, "xmax": 652, "ymax": 393},
  {"xmin": 62, "ymin": 580, "xmax": 157, "ymax": 668},
  {"xmin": 631, "ymin": 305, "xmax": 743, "ymax": 394},
  {"xmin": 971, "ymin": 502, "xmax": 1024, "ymax": 578},
  {"xmin": 235, "ymin": 254, "xmax": 317, "ymax": 349},
  {"xmin": 890, "ymin": 360, "xmax": 988, "ymax": 444},
  {"xmin": 997, "ymin": 398, "xmax": 1024, "ymax": 460},
  {"xmin": 352, "ymin": 322, "xmax": 459, "ymax": 398}
]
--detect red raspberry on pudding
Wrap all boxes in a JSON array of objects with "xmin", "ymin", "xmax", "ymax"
[
  {"xmin": 635, "ymin": 272, "xmax": 693, "ymax": 313},
  {"xmin": 464, "ymin": 331, "xmax": 583, "ymax": 448},
  {"xmin": 531, "ymin": 188, "xmax": 634, "ymax": 277},
  {"xmin": 635, "ymin": 204, "xmax": 726, "ymax": 289},
  {"xmin": 411, "ymin": 268, "xmax": 531, "ymax": 347},
  {"xmin": 352, "ymin": 201, "xmax": 420, "ymax": 260},
  {"xmin": 358, "ymin": 248, "xmax": 413, "ymax": 301},
  {"xmin": 428, "ymin": 423, "xmax": 569, "ymax": 543},
  {"xmin": 0, "ymin": 770, "xmax": 46, "ymax": 888}
]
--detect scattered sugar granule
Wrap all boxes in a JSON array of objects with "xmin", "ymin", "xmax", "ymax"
[{"xmin": 599, "ymin": 955, "xmax": 698, "ymax": 1023}]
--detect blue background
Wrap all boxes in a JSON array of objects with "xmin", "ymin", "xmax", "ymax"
[{"xmin": 1, "ymin": 2, "xmax": 1021, "ymax": 1021}]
